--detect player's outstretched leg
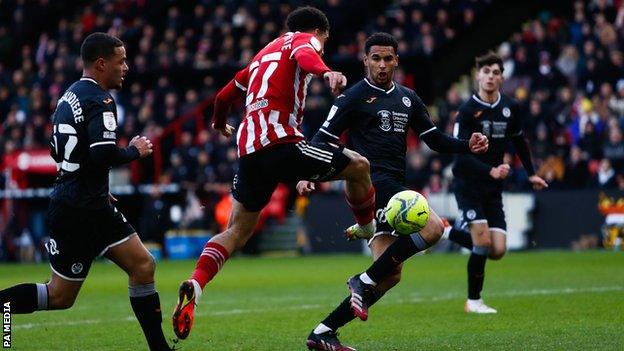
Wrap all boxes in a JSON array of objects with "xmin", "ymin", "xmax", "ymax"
[
  {"xmin": 173, "ymin": 199, "xmax": 261, "ymax": 339},
  {"xmin": 347, "ymin": 211, "xmax": 444, "ymax": 320},
  {"xmin": 0, "ymin": 283, "xmax": 51, "ymax": 313}
]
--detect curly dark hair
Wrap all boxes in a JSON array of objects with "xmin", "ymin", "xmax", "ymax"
[{"xmin": 285, "ymin": 6, "xmax": 329, "ymax": 33}]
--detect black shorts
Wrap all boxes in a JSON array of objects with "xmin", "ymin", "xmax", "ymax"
[
  {"xmin": 373, "ymin": 177, "xmax": 408, "ymax": 234},
  {"xmin": 45, "ymin": 200, "xmax": 136, "ymax": 281},
  {"xmin": 453, "ymin": 178, "xmax": 506, "ymax": 233},
  {"xmin": 233, "ymin": 140, "xmax": 351, "ymax": 211}
]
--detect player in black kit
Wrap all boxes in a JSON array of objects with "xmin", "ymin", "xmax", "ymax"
[
  {"xmin": 0, "ymin": 33, "xmax": 173, "ymax": 350},
  {"xmin": 445, "ymin": 52, "xmax": 547, "ymax": 313},
  {"xmin": 299, "ymin": 33, "xmax": 489, "ymax": 351}
]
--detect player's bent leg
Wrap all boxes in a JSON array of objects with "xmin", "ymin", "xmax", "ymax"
[
  {"xmin": 488, "ymin": 229, "xmax": 507, "ymax": 260},
  {"xmin": 106, "ymin": 233, "xmax": 172, "ymax": 351},
  {"xmin": 46, "ymin": 273, "xmax": 83, "ymax": 310},
  {"xmin": 370, "ymin": 234, "xmax": 402, "ymax": 292},
  {"xmin": 331, "ymin": 148, "xmax": 377, "ymax": 240}
]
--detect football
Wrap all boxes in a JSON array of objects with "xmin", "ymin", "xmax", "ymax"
[{"xmin": 384, "ymin": 190, "xmax": 430, "ymax": 234}]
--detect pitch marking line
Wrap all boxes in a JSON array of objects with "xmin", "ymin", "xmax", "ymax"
[{"xmin": 12, "ymin": 286, "xmax": 623, "ymax": 330}]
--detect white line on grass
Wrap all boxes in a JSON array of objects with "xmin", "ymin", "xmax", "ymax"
[{"xmin": 12, "ymin": 285, "xmax": 623, "ymax": 330}]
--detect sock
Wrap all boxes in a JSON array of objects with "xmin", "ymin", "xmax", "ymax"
[
  {"xmin": 365, "ymin": 233, "xmax": 431, "ymax": 283},
  {"xmin": 129, "ymin": 283, "xmax": 169, "ymax": 351},
  {"xmin": 449, "ymin": 228, "xmax": 473, "ymax": 250},
  {"xmin": 346, "ymin": 186, "xmax": 375, "ymax": 226},
  {"xmin": 320, "ymin": 290, "xmax": 384, "ymax": 332},
  {"xmin": 313, "ymin": 323, "xmax": 332, "ymax": 335},
  {"xmin": 0, "ymin": 283, "xmax": 48, "ymax": 313},
  {"xmin": 191, "ymin": 241, "xmax": 230, "ymax": 289},
  {"xmin": 467, "ymin": 246, "xmax": 489, "ymax": 300}
]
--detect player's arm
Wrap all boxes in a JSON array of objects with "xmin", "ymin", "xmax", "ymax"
[
  {"xmin": 291, "ymin": 35, "xmax": 346, "ymax": 95},
  {"xmin": 410, "ymin": 95, "xmax": 487, "ymax": 154},
  {"xmin": 87, "ymin": 103, "xmax": 151, "ymax": 167},
  {"xmin": 508, "ymin": 104, "xmax": 548, "ymax": 189},
  {"xmin": 212, "ymin": 67, "xmax": 248, "ymax": 136},
  {"xmin": 453, "ymin": 108, "xmax": 494, "ymax": 178},
  {"xmin": 311, "ymin": 93, "xmax": 355, "ymax": 144}
]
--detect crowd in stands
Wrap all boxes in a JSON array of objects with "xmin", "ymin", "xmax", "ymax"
[{"xmin": 1, "ymin": 0, "xmax": 624, "ymax": 260}]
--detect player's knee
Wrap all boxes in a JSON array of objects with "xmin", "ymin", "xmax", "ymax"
[
  {"xmin": 351, "ymin": 155, "xmax": 370, "ymax": 177},
  {"xmin": 430, "ymin": 216, "xmax": 445, "ymax": 239},
  {"xmin": 131, "ymin": 254, "xmax": 156, "ymax": 281}
]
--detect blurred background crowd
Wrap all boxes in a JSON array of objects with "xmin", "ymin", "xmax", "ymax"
[{"xmin": 1, "ymin": 0, "xmax": 623, "ymax": 260}]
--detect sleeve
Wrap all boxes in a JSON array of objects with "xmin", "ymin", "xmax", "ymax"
[
  {"xmin": 453, "ymin": 106, "xmax": 493, "ymax": 177},
  {"xmin": 408, "ymin": 94, "xmax": 470, "ymax": 153},
  {"xmin": 408, "ymin": 93, "xmax": 437, "ymax": 137},
  {"xmin": 212, "ymin": 70, "xmax": 247, "ymax": 129},
  {"xmin": 291, "ymin": 34, "xmax": 330, "ymax": 76},
  {"xmin": 508, "ymin": 103, "xmax": 535, "ymax": 175},
  {"xmin": 311, "ymin": 93, "xmax": 356, "ymax": 144},
  {"xmin": 87, "ymin": 101, "xmax": 140, "ymax": 167}
]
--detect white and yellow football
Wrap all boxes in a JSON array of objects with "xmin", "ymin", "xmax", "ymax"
[{"xmin": 384, "ymin": 190, "xmax": 430, "ymax": 235}]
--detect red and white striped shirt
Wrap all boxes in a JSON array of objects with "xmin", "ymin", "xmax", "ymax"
[{"xmin": 222, "ymin": 32, "xmax": 330, "ymax": 157}]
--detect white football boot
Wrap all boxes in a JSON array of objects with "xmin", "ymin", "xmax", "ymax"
[{"xmin": 464, "ymin": 299, "xmax": 497, "ymax": 314}]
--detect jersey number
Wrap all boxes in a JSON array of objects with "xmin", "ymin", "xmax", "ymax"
[
  {"xmin": 53, "ymin": 124, "xmax": 80, "ymax": 172},
  {"xmin": 245, "ymin": 52, "xmax": 282, "ymax": 105}
]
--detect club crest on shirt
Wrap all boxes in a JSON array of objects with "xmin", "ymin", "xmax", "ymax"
[
  {"xmin": 366, "ymin": 96, "xmax": 377, "ymax": 104},
  {"xmin": 378, "ymin": 110, "xmax": 392, "ymax": 131},
  {"xmin": 402, "ymin": 97, "xmax": 411, "ymax": 107},
  {"xmin": 103, "ymin": 111, "xmax": 117, "ymax": 131},
  {"xmin": 502, "ymin": 107, "xmax": 511, "ymax": 118}
]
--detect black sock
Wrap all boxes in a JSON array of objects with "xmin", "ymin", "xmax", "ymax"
[
  {"xmin": 449, "ymin": 228, "xmax": 473, "ymax": 250},
  {"xmin": 467, "ymin": 246, "xmax": 489, "ymax": 300},
  {"xmin": 321, "ymin": 296, "xmax": 355, "ymax": 331},
  {"xmin": 320, "ymin": 291, "xmax": 384, "ymax": 332},
  {"xmin": 129, "ymin": 284, "xmax": 169, "ymax": 351},
  {"xmin": 0, "ymin": 283, "xmax": 48, "ymax": 313},
  {"xmin": 365, "ymin": 233, "xmax": 430, "ymax": 283}
]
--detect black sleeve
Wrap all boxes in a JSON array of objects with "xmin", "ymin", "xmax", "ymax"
[
  {"xmin": 90, "ymin": 143, "xmax": 140, "ymax": 167},
  {"xmin": 454, "ymin": 107, "xmax": 493, "ymax": 177},
  {"xmin": 313, "ymin": 92, "xmax": 357, "ymax": 143},
  {"xmin": 87, "ymin": 101, "xmax": 140, "ymax": 167},
  {"xmin": 420, "ymin": 128, "xmax": 470, "ymax": 153},
  {"xmin": 512, "ymin": 135, "xmax": 536, "ymax": 176},
  {"xmin": 407, "ymin": 93, "xmax": 436, "ymax": 136},
  {"xmin": 507, "ymin": 101, "xmax": 535, "ymax": 175}
]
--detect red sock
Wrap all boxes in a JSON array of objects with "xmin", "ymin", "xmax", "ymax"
[
  {"xmin": 346, "ymin": 186, "xmax": 375, "ymax": 226},
  {"xmin": 191, "ymin": 242, "xmax": 230, "ymax": 289}
]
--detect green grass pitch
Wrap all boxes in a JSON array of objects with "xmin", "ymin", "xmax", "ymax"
[{"xmin": 1, "ymin": 251, "xmax": 623, "ymax": 350}]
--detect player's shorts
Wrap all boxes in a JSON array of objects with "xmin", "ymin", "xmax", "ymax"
[
  {"xmin": 232, "ymin": 140, "xmax": 351, "ymax": 211},
  {"xmin": 453, "ymin": 177, "xmax": 506, "ymax": 233},
  {"xmin": 45, "ymin": 200, "xmax": 136, "ymax": 281}
]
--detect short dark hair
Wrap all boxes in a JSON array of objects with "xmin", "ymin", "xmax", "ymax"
[
  {"xmin": 365, "ymin": 32, "xmax": 398, "ymax": 54},
  {"xmin": 475, "ymin": 51, "xmax": 504, "ymax": 72},
  {"xmin": 286, "ymin": 6, "xmax": 329, "ymax": 33},
  {"xmin": 81, "ymin": 32, "xmax": 124, "ymax": 66}
]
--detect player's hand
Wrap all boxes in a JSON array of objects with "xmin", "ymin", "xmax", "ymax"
[
  {"xmin": 130, "ymin": 135, "xmax": 153, "ymax": 158},
  {"xmin": 296, "ymin": 180, "xmax": 316, "ymax": 196},
  {"xmin": 213, "ymin": 123, "xmax": 235, "ymax": 138},
  {"xmin": 489, "ymin": 164, "xmax": 510, "ymax": 180},
  {"xmin": 323, "ymin": 71, "xmax": 347, "ymax": 96},
  {"xmin": 469, "ymin": 132, "xmax": 488, "ymax": 153},
  {"xmin": 529, "ymin": 175, "xmax": 548, "ymax": 190}
]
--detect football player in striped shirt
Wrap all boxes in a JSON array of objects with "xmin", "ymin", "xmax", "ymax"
[{"xmin": 173, "ymin": 7, "xmax": 378, "ymax": 340}]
